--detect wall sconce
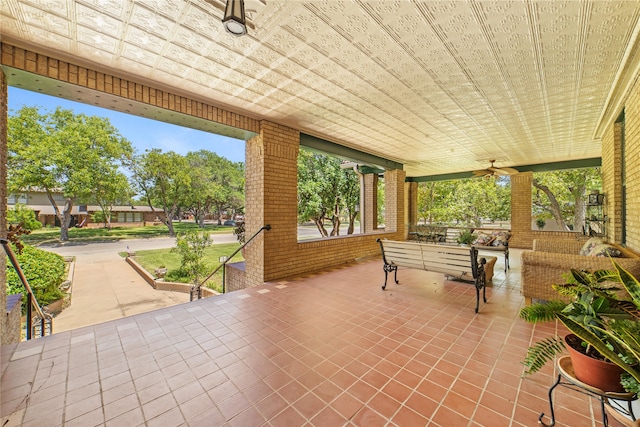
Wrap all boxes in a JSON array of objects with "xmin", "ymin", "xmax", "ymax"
[{"xmin": 222, "ymin": 0, "xmax": 247, "ymax": 36}]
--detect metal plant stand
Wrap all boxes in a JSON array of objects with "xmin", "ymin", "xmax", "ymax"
[{"xmin": 540, "ymin": 356, "xmax": 637, "ymax": 427}]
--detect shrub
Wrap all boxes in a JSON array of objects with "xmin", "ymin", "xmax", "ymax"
[
  {"xmin": 7, "ymin": 204, "xmax": 42, "ymax": 230},
  {"xmin": 6, "ymin": 244, "xmax": 66, "ymax": 307}
]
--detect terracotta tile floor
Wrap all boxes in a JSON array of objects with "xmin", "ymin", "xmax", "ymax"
[{"xmin": 1, "ymin": 249, "xmax": 628, "ymax": 426}]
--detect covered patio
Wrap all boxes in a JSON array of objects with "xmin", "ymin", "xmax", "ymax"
[
  {"xmin": 2, "ymin": 0, "xmax": 640, "ymax": 425},
  {"xmin": 2, "ymin": 253, "xmax": 614, "ymax": 426}
]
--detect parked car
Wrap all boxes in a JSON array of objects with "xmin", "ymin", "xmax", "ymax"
[{"xmin": 223, "ymin": 220, "xmax": 236, "ymax": 226}]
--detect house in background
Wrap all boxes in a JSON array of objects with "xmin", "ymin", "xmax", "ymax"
[{"xmin": 7, "ymin": 190, "xmax": 165, "ymax": 227}]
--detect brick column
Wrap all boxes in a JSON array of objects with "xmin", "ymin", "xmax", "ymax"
[
  {"xmin": 407, "ymin": 181, "xmax": 418, "ymax": 233},
  {"xmin": 384, "ymin": 169, "xmax": 406, "ymax": 236},
  {"xmin": 363, "ymin": 173, "xmax": 378, "ymax": 233},
  {"xmin": 244, "ymin": 121, "xmax": 299, "ymax": 286},
  {"xmin": 1, "ymin": 68, "xmax": 8, "ymax": 343},
  {"xmin": 510, "ymin": 172, "xmax": 533, "ymax": 248}
]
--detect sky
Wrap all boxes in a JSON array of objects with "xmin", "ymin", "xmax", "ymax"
[{"xmin": 7, "ymin": 86, "xmax": 246, "ymax": 163}]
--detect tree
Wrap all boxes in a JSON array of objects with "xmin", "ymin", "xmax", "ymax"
[
  {"xmin": 532, "ymin": 168, "xmax": 601, "ymax": 231},
  {"xmin": 8, "ymin": 107, "xmax": 133, "ymax": 240},
  {"xmin": 131, "ymin": 149, "xmax": 190, "ymax": 237},
  {"xmin": 417, "ymin": 178, "xmax": 511, "ymax": 226},
  {"xmin": 182, "ymin": 151, "xmax": 244, "ymax": 227},
  {"xmin": 297, "ymin": 150, "xmax": 359, "ymax": 237},
  {"xmin": 341, "ymin": 168, "xmax": 360, "ymax": 234},
  {"xmin": 92, "ymin": 168, "xmax": 133, "ymax": 229},
  {"xmin": 377, "ymin": 176, "xmax": 385, "ymax": 227}
]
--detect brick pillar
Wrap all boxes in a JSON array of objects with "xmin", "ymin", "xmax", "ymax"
[
  {"xmin": 244, "ymin": 121, "xmax": 299, "ymax": 286},
  {"xmin": 407, "ymin": 181, "xmax": 418, "ymax": 233},
  {"xmin": 384, "ymin": 169, "xmax": 406, "ymax": 236},
  {"xmin": 363, "ymin": 173, "xmax": 378, "ymax": 233},
  {"xmin": 510, "ymin": 172, "xmax": 533, "ymax": 248},
  {"xmin": 1, "ymin": 68, "xmax": 8, "ymax": 343}
]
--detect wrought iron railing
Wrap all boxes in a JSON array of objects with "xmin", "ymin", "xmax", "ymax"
[
  {"xmin": 191, "ymin": 224, "xmax": 271, "ymax": 300},
  {"xmin": 1, "ymin": 238, "xmax": 53, "ymax": 339}
]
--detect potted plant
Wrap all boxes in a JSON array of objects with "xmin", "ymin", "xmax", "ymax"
[
  {"xmin": 520, "ymin": 261, "xmax": 640, "ymax": 396},
  {"xmin": 536, "ymin": 217, "xmax": 546, "ymax": 230},
  {"xmin": 456, "ymin": 228, "xmax": 477, "ymax": 246}
]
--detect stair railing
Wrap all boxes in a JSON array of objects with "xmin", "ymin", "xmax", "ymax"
[
  {"xmin": 1, "ymin": 238, "xmax": 53, "ymax": 339},
  {"xmin": 192, "ymin": 224, "xmax": 271, "ymax": 300}
]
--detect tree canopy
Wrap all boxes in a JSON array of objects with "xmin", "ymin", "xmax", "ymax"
[
  {"xmin": 131, "ymin": 149, "xmax": 190, "ymax": 237},
  {"xmin": 417, "ymin": 177, "xmax": 511, "ymax": 227},
  {"xmin": 184, "ymin": 150, "xmax": 244, "ymax": 227},
  {"xmin": 8, "ymin": 106, "xmax": 133, "ymax": 240},
  {"xmin": 532, "ymin": 168, "xmax": 602, "ymax": 231},
  {"xmin": 297, "ymin": 149, "xmax": 360, "ymax": 237}
]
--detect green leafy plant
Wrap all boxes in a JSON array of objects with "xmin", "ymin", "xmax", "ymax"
[
  {"xmin": 7, "ymin": 204, "xmax": 42, "ymax": 231},
  {"xmin": 520, "ymin": 263, "xmax": 640, "ymax": 394},
  {"xmin": 171, "ymin": 231, "xmax": 212, "ymax": 285},
  {"xmin": 6, "ymin": 244, "xmax": 66, "ymax": 308},
  {"xmin": 535, "ymin": 217, "xmax": 546, "ymax": 230},
  {"xmin": 456, "ymin": 228, "xmax": 476, "ymax": 245}
]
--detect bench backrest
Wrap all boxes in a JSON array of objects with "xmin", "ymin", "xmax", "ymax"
[
  {"xmin": 378, "ymin": 239, "xmax": 480, "ymax": 281},
  {"xmin": 378, "ymin": 240, "xmax": 425, "ymax": 270},
  {"xmin": 421, "ymin": 244, "xmax": 475, "ymax": 280}
]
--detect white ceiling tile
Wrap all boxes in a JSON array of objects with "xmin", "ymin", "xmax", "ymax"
[{"xmin": 4, "ymin": 0, "xmax": 639, "ymax": 176}]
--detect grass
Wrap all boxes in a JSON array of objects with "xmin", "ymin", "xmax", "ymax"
[
  {"xmin": 133, "ymin": 243, "xmax": 243, "ymax": 294},
  {"xmin": 23, "ymin": 222, "xmax": 236, "ymax": 244}
]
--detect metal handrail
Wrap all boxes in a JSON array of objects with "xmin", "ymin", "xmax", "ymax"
[
  {"xmin": 191, "ymin": 224, "xmax": 271, "ymax": 300},
  {"xmin": 1, "ymin": 238, "xmax": 53, "ymax": 339}
]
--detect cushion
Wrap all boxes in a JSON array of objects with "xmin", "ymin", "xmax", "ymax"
[
  {"xmin": 579, "ymin": 236, "xmax": 604, "ymax": 256},
  {"xmin": 490, "ymin": 231, "xmax": 510, "ymax": 247},
  {"xmin": 588, "ymin": 243, "xmax": 622, "ymax": 258},
  {"xmin": 473, "ymin": 233, "xmax": 494, "ymax": 246}
]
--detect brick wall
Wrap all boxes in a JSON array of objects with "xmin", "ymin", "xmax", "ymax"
[
  {"xmin": 601, "ymin": 120, "xmax": 620, "ymax": 242},
  {"xmin": 623, "ymin": 77, "xmax": 640, "ymax": 251},
  {"xmin": 244, "ymin": 120, "xmax": 405, "ymax": 286},
  {"xmin": 1, "ymin": 67, "xmax": 9, "ymax": 344},
  {"xmin": 0, "ymin": 44, "xmax": 260, "ymax": 134},
  {"xmin": 508, "ymin": 172, "xmax": 533, "ymax": 248},
  {"xmin": 224, "ymin": 262, "xmax": 246, "ymax": 293}
]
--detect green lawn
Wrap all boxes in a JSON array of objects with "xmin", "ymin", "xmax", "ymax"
[
  {"xmin": 132, "ymin": 243, "xmax": 243, "ymax": 294},
  {"xmin": 23, "ymin": 222, "xmax": 235, "ymax": 244}
]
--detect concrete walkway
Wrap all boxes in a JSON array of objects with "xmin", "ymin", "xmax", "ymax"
[
  {"xmin": 52, "ymin": 254, "xmax": 190, "ymax": 333},
  {"xmin": 43, "ymin": 237, "xmax": 222, "ymax": 333}
]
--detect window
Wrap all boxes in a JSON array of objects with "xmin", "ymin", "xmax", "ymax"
[
  {"xmin": 531, "ymin": 168, "xmax": 601, "ymax": 232},
  {"xmin": 7, "ymin": 194, "xmax": 27, "ymax": 205},
  {"xmin": 117, "ymin": 212, "xmax": 142, "ymax": 222},
  {"xmin": 297, "ymin": 148, "xmax": 360, "ymax": 240}
]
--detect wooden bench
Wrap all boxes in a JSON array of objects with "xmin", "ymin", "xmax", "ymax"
[{"xmin": 377, "ymin": 239, "xmax": 487, "ymax": 313}]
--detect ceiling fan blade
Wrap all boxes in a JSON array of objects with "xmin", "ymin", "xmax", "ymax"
[
  {"xmin": 487, "ymin": 166, "xmax": 518, "ymax": 175},
  {"xmin": 491, "ymin": 168, "xmax": 511, "ymax": 176},
  {"xmin": 472, "ymin": 169, "xmax": 490, "ymax": 176},
  {"xmin": 500, "ymin": 167, "xmax": 519, "ymax": 175}
]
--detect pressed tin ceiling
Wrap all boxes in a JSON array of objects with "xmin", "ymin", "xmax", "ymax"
[{"xmin": 1, "ymin": 0, "xmax": 640, "ymax": 177}]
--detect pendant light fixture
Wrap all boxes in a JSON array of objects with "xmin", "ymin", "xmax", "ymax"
[{"xmin": 222, "ymin": 0, "xmax": 247, "ymax": 36}]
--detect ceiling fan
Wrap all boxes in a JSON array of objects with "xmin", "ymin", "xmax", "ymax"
[{"xmin": 472, "ymin": 160, "xmax": 519, "ymax": 178}]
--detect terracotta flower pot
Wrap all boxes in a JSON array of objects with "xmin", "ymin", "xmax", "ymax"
[{"xmin": 565, "ymin": 334, "xmax": 626, "ymax": 393}]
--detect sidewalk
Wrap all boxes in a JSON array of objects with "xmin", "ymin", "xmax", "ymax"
[{"xmin": 50, "ymin": 247, "xmax": 190, "ymax": 333}]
